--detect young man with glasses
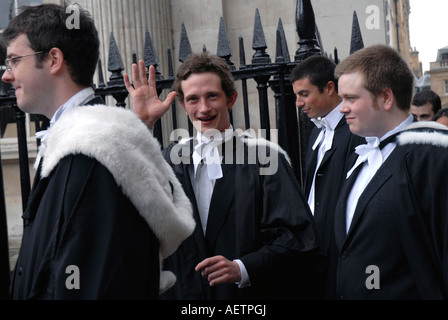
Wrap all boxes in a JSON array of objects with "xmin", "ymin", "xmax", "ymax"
[{"xmin": 1, "ymin": 3, "xmax": 195, "ymax": 299}]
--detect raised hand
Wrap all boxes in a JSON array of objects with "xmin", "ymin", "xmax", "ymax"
[{"xmin": 124, "ymin": 60, "xmax": 177, "ymax": 129}]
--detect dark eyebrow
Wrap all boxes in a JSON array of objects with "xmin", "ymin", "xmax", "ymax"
[{"xmin": 184, "ymin": 94, "xmax": 197, "ymax": 100}]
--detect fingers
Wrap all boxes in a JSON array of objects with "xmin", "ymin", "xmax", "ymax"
[
  {"xmin": 139, "ymin": 60, "xmax": 148, "ymax": 86},
  {"xmin": 131, "ymin": 62, "xmax": 140, "ymax": 87},
  {"xmin": 123, "ymin": 60, "xmax": 148, "ymax": 90},
  {"xmin": 195, "ymin": 256, "xmax": 241, "ymax": 286},
  {"xmin": 123, "ymin": 61, "xmax": 177, "ymax": 121},
  {"xmin": 123, "ymin": 72, "xmax": 133, "ymax": 94}
]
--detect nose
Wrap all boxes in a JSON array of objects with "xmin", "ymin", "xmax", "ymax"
[
  {"xmin": 339, "ymin": 100, "xmax": 349, "ymax": 114},
  {"xmin": 1, "ymin": 69, "xmax": 14, "ymax": 83},
  {"xmin": 198, "ymin": 98, "xmax": 211, "ymax": 112},
  {"xmin": 295, "ymin": 95, "xmax": 304, "ymax": 108}
]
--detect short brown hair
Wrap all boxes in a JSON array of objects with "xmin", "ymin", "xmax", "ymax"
[
  {"xmin": 173, "ymin": 52, "xmax": 236, "ymax": 102},
  {"xmin": 335, "ymin": 45, "xmax": 414, "ymax": 112}
]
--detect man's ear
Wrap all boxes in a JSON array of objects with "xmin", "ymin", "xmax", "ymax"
[
  {"xmin": 227, "ymin": 91, "xmax": 238, "ymax": 109},
  {"xmin": 326, "ymin": 81, "xmax": 337, "ymax": 96},
  {"xmin": 47, "ymin": 47, "xmax": 65, "ymax": 74},
  {"xmin": 382, "ymin": 88, "xmax": 395, "ymax": 111}
]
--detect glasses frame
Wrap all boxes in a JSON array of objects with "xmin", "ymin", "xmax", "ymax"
[{"xmin": 2, "ymin": 51, "xmax": 45, "ymax": 71}]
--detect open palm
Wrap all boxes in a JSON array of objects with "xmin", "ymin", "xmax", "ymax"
[{"xmin": 124, "ymin": 60, "xmax": 177, "ymax": 129}]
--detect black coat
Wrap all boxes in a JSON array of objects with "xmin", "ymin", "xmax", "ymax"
[
  {"xmin": 333, "ymin": 123, "xmax": 448, "ymax": 299},
  {"xmin": 304, "ymin": 117, "xmax": 364, "ymax": 254},
  {"xmin": 9, "ymin": 100, "xmax": 195, "ymax": 300},
  {"xmin": 304, "ymin": 117, "xmax": 364, "ymax": 298},
  {"xmin": 11, "ymin": 155, "xmax": 160, "ymax": 299},
  {"xmin": 160, "ymin": 134, "xmax": 322, "ymax": 300}
]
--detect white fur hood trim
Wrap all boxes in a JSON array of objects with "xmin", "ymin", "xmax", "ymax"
[
  {"xmin": 397, "ymin": 121, "xmax": 448, "ymax": 148},
  {"xmin": 36, "ymin": 105, "xmax": 195, "ymax": 294},
  {"xmin": 239, "ymin": 130, "xmax": 291, "ymax": 165}
]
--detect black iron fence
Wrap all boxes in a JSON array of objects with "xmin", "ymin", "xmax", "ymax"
[{"xmin": 0, "ymin": 0, "xmax": 364, "ymax": 297}]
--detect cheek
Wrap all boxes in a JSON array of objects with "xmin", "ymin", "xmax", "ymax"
[
  {"xmin": 183, "ymin": 104, "xmax": 196, "ymax": 116},
  {"xmin": 356, "ymin": 106, "xmax": 377, "ymax": 124},
  {"xmin": 310, "ymin": 95, "xmax": 326, "ymax": 108}
]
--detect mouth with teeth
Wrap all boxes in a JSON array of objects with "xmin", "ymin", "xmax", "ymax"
[{"xmin": 198, "ymin": 115, "xmax": 217, "ymax": 123}]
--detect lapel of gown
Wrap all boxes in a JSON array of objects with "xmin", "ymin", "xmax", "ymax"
[
  {"xmin": 203, "ymin": 137, "xmax": 236, "ymax": 251},
  {"xmin": 335, "ymin": 149, "xmax": 397, "ymax": 250},
  {"xmin": 204, "ymin": 161, "xmax": 236, "ymax": 252},
  {"xmin": 334, "ymin": 152, "xmax": 359, "ymax": 250},
  {"xmin": 170, "ymin": 146, "xmax": 209, "ymax": 258}
]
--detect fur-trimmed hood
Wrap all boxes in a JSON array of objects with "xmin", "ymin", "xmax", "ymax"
[
  {"xmin": 397, "ymin": 121, "xmax": 448, "ymax": 147},
  {"xmin": 36, "ymin": 104, "xmax": 195, "ymax": 294}
]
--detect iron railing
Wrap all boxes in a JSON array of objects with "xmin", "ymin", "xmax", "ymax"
[{"xmin": 0, "ymin": 0, "xmax": 365, "ymax": 297}]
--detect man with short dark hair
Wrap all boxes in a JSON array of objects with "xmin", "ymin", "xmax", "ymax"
[
  {"xmin": 125, "ymin": 52, "xmax": 322, "ymax": 299},
  {"xmin": 290, "ymin": 55, "xmax": 363, "ymax": 298},
  {"xmin": 410, "ymin": 90, "xmax": 442, "ymax": 121},
  {"xmin": 2, "ymin": 3, "xmax": 194, "ymax": 299}
]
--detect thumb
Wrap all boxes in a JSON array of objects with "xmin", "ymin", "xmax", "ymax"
[{"xmin": 164, "ymin": 91, "xmax": 177, "ymax": 106}]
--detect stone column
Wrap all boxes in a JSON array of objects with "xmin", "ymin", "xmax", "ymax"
[
  {"xmin": 71, "ymin": 0, "xmax": 174, "ymax": 145},
  {"xmin": 74, "ymin": 0, "xmax": 173, "ymax": 86}
]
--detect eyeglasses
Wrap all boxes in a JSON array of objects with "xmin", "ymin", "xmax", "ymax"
[{"xmin": 1, "ymin": 51, "xmax": 45, "ymax": 71}]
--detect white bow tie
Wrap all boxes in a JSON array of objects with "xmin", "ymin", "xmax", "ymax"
[
  {"xmin": 311, "ymin": 117, "xmax": 334, "ymax": 152},
  {"xmin": 346, "ymin": 137, "xmax": 383, "ymax": 178},
  {"xmin": 311, "ymin": 117, "xmax": 330, "ymax": 130},
  {"xmin": 193, "ymin": 134, "xmax": 224, "ymax": 180}
]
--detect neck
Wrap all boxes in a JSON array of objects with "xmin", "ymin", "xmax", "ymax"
[
  {"xmin": 322, "ymin": 96, "xmax": 342, "ymax": 118},
  {"xmin": 45, "ymin": 84, "xmax": 89, "ymax": 119},
  {"xmin": 382, "ymin": 110, "xmax": 410, "ymax": 137}
]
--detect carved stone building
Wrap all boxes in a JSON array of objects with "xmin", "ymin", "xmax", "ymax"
[{"xmin": 427, "ymin": 47, "xmax": 448, "ymax": 107}]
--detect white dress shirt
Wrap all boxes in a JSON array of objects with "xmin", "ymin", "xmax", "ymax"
[
  {"xmin": 308, "ymin": 105, "xmax": 344, "ymax": 214},
  {"xmin": 190, "ymin": 127, "xmax": 234, "ymax": 234}
]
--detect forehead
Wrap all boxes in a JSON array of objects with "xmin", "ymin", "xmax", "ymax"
[
  {"xmin": 5, "ymin": 34, "xmax": 31, "ymax": 56},
  {"xmin": 411, "ymin": 102, "xmax": 432, "ymax": 110},
  {"xmin": 181, "ymin": 72, "xmax": 223, "ymax": 92},
  {"xmin": 292, "ymin": 77, "xmax": 317, "ymax": 91},
  {"xmin": 338, "ymin": 72, "xmax": 365, "ymax": 93},
  {"xmin": 410, "ymin": 102, "xmax": 433, "ymax": 111}
]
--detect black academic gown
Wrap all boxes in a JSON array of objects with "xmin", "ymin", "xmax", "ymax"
[
  {"xmin": 304, "ymin": 117, "xmax": 364, "ymax": 254},
  {"xmin": 10, "ymin": 98, "xmax": 162, "ymax": 300},
  {"xmin": 160, "ymin": 134, "xmax": 321, "ymax": 300},
  {"xmin": 11, "ymin": 155, "xmax": 160, "ymax": 300},
  {"xmin": 332, "ymin": 124, "xmax": 448, "ymax": 300},
  {"xmin": 304, "ymin": 117, "xmax": 363, "ymax": 298}
]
